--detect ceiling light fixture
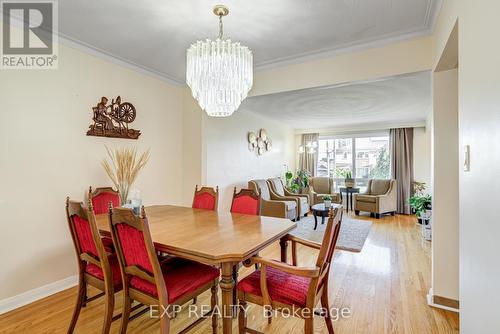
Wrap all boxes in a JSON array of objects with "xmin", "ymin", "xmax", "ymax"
[{"xmin": 186, "ymin": 5, "xmax": 253, "ymax": 117}]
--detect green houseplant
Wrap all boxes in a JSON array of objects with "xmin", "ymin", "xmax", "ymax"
[
  {"xmin": 322, "ymin": 194, "xmax": 333, "ymax": 208},
  {"xmin": 285, "ymin": 169, "xmax": 310, "ymax": 194},
  {"xmin": 409, "ymin": 194, "xmax": 432, "ymax": 217},
  {"xmin": 409, "ymin": 181, "xmax": 432, "ymax": 224}
]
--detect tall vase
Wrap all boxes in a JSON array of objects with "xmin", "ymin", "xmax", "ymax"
[{"xmin": 118, "ymin": 185, "xmax": 129, "ymax": 206}]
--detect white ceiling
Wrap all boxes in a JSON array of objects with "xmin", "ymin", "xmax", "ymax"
[
  {"xmin": 58, "ymin": 0, "xmax": 441, "ymax": 84},
  {"xmin": 239, "ymin": 71, "xmax": 431, "ymax": 131}
]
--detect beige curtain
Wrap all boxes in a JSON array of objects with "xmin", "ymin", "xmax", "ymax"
[
  {"xmin": 390, "ymin": 128, "xmax": 414, "ymax": 214},
  {"xmin": 299, "ymin": 133, "xmax": 319, "ymax": 176}
]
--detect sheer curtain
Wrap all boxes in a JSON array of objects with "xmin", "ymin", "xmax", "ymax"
[
  {"xmin": 390, "ymin": 128, "xmax": 414, "ymax": 214},
  {"xmin": 299, "ymin": 133, "xmax": 319, "ymax": 176}
]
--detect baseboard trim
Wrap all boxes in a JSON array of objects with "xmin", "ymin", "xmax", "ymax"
[
  {"xmin": 426, "ymin": 288, "xmax": 459, "ymax": 313},
  {"xmin": 0, "ymin": 275, "xmax": 78, "ymax": 315}
]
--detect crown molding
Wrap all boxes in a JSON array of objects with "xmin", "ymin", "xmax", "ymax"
[
  {"xmin": 0, "ymin": 14, "xmax": 184, "ymax": 86},
  {"xmin": 58, "ymin": 33, "xmax": 185, "ymax": 86}
]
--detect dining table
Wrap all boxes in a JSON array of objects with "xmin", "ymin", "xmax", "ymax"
[{"xmin": 95, "ymin": 205, "xmax": 297, "ymax": 334}]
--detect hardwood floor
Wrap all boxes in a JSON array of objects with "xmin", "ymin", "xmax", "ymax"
[{"xmin": 0, "ymin": 212, "xmax": 459, "ymax": 333}]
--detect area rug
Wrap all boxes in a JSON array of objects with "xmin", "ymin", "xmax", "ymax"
[{"xmin": 289, "ymin": 216, "xmax": 373, "ymax": 252}]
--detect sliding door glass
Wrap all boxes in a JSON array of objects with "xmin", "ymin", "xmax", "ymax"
[
  {"xmin": 354, "ymin": 136, "xmax": 390, "ymax": 189},
  {"xmin": 317, "ymin": 134, "xmax": 390, "ymax": 191},
  {"xmin": 317, "ymin": 138, "xmax": 353, "ymax": 178}
]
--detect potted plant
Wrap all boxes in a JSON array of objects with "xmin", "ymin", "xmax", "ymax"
[
  {"xmin": 284, "ymin": 171, "xmax": 294, "ymax": 188},
  {"xmin": 286, "ymin": 169, "xmax": 310, "ymax": 194},
  {"xmin": 409, "ymin": 181, "xmax": 432, "ymax": 224},
  {"xmin": 322, "ymin": 194, "xmax": 333, "ymax": 208},
  {"xmin": 344, "ymin": 171, "xmax": 355, "ymax": 188}
]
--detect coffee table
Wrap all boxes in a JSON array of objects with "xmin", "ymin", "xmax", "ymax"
[{"xmin": 311, "ymin": 203, "xmax": 341, "ymax": 230}]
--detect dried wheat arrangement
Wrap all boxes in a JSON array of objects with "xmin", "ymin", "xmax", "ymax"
[{"xmin": 101, "ymin": 146, "xmax": 150, "ymax": 205}]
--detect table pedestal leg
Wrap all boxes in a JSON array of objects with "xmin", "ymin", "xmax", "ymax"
[
  {"xmin": 313, "ymin": 212, "xmax": 318, "ymax": 230},
  {"xmin": 220, "ymin": 262, "xmax": 235, "ymax": 334},
  {"xmin": 346, "ymin": 192, "xmax": 350, "ymax": 212},
  {"xmin": 280, "ymin": 237, "xmax": 288, "ymax": 263}
]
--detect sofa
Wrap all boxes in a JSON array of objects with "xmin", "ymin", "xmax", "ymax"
[
  {"xmin": 267, "ymin": 177, "xmax": 309, "ymax": 220},
  {"xmin": 248, "ymin": 179, "xmax": 297, "ymax": 221},
  {"xmin": 354, "ymin": 179, "xmax": 397, "ymax": 218},
  {"xmin": 308, "ymin": 177, "xmax": 341, "ymax": 205}
]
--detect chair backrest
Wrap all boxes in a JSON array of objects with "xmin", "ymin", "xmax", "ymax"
[
  {"xmin": 249, "ymin": 180, "xmax": 271, "ymax": 201},
  {"xmin": 65, "ymin": 197, "xmax": 112, "ymax": 283},
  {"xmin": 315, "ymin": 206, "xmax": 342, "ymax": 289},
  {"xmin": 109, "ymin": 206, "xmax": 167, "ymax": 303},
  {"xmin": 231, "ymin": 187, "xmax": 261, "ymax": 215},
  {"xmin": 267, "ymin": 178, "xmax": 285, "ymax": 196},
  {"xmin": 192, "ymin": 185, "xmax": 219, "ymax": 210},
  {"xmin": 368, "ymin": 179, "xmax": 393, "ymax": 195},
  {"xmin": 89, "ymin": 186, "xmax": 121, "ymax": 214},
  {"xmin": 310, "ymin": 177, "xmax": 333, "ymax": 194}
]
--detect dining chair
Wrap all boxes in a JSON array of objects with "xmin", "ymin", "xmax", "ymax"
[
  {"xmin": 229, "ymin": 187, "xmax": 261, "ymax": 304},
  {"xmin": 230, "ymin": 187, "xmax": 261, "ymax": 215},
  {"xmin": 237, "ymin": 207, "xmax": 343, "ymax": 334},
  {"xmin": 89, "ymin": 186, "xmax": 121, "ymax": 252},
  {"xmin": 192, "ymin": 185, "xmax": 219, "ymax": 210},
  {"xmin": 89, "ymin": 186, "xmax": 121, "ymax": 214},
  {"xmin": 109, "ymin": 206, "xmax": 220, "ymax": 334},
  {"xmin": 65, "ymin": 197, "xmax": 123, "ymax": 334}
]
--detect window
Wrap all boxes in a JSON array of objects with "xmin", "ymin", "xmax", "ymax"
[{"xmin": 316, "ymin": 134, "xmax": 390, "ymax": 191}]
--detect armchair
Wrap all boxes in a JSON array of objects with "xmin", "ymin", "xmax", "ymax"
[
  {"xmin": 248, "ymin": 180, "xmax": 297, "ymax": 221},
  {"xmin": 354, "ymin": 179, "xmax": 397, "ymax": 218},
  {"xmin": 267, "ymin": 177, "xmax": 310, "ymax": 220},
  {"xmin": 308, "ymin": 177, "xmax": 340, "ymax": 205},
  {"xmin": 237, "ymin": 207, "xmax": 343, "ymax": 334}
]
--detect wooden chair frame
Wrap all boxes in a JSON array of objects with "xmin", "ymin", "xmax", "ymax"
[
  {"xmin": 66, "ymin": 197, "xmax": 118, "ymax": 334},
  {"xmin": 230, "ymin": 187, "xmax": 261, "ymax": 305},
  {"xmin": 109, "ymin": 206, "xmax": 219, "ymax": 334},
  {"xmin": 192, "ymin": 185, "xmax": 219, "ymax": 211},
  {"xmin": 237, "ymin": 207, "xmax": 343, "ymax": 334},
  {"xmin": 230, "ymin": 187, "xmax": 261, "ymax": 215}
]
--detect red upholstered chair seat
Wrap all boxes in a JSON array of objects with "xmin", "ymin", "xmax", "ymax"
[
  {"xmin": 92, "ymin": 192, "xmax": 120, "ymax": 214},
  {"xmin": 237, "ymin": 266, "xmax": 311, "ymax": 308},
  {"xmin": 130, "ymin": 257, "xmax": 220, "ymax": 304},
  {"xmin": 192, "ymin": 192, "xmax": 216, "ymax": 210},
  {"xmin": 86, "ymin": 255, "xmax": 122, "ymax": 289},
  {"xmin": 231, "ymin": 195, "xmax": 259, "ymax": 215}
]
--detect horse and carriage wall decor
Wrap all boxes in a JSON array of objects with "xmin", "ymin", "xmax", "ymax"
[{"xmin": 86, "ymin": 96, "xmax": 141, "ymax": 139}]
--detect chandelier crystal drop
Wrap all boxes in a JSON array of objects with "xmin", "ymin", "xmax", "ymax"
[{"xmin": 186, "ymin": 5, "xmax": 253, "ymax": 117}]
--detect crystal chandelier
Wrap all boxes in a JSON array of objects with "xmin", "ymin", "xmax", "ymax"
[{"xmin": 186, "ymin": 5, "xmax": 253, "ymax": 117}]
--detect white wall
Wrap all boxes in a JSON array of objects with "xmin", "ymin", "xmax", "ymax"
[
  {"xmin": 434, "ymin": 2, "xmax": 500, "ymax": 331},
  {"xmin": 431, "ymin": 68, "xmax": 459, "ymax": 303},
  {"xmin": 204, "ymin": 111, "xmax": 295, "ymax": 212},
  {"xmin": 413, "ymin": 127, "xmax": 432, "ymax": 193},
  {"xmin": 0, "ymin": 42, "xmax": 184, "ymax": 300}
]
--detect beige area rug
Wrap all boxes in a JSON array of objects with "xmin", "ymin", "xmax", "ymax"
[{"xmin": 289, "ymin": 215, "xmax": 373, "ymax": 252}]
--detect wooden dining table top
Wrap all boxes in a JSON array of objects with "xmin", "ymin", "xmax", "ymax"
[{"xmin": 95, "ymin": 205, "xmax": 297, "ymax": 264}]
